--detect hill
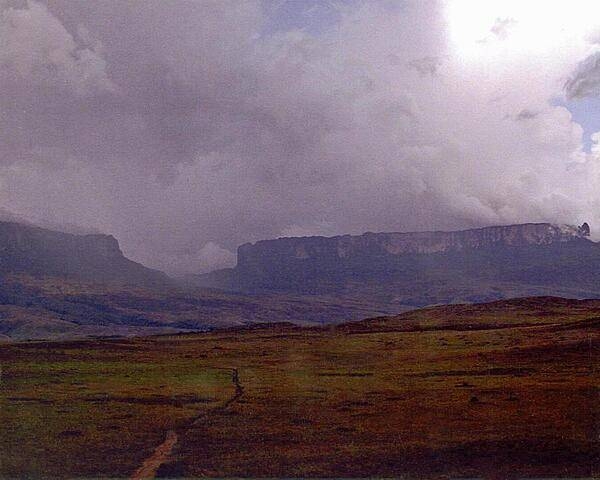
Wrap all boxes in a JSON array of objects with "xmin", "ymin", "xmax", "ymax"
[{"xmin": 6, "ymin": 220, "xmax": 600, "ymax": 341}]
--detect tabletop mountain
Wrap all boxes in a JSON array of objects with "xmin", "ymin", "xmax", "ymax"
[
  {"xmin": 0, "ymin": 220, "xmax": 168, "ymax": 287},
  {"xmin": 196, "ymin": 222, "xmax": 600, "ymax": 308}
]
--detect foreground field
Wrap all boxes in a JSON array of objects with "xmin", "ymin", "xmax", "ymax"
[{"xmin": 0, "ymin": 297, "xmax": 598, "ymax": 478}]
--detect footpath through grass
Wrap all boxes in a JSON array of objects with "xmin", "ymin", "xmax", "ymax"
[{"xmin": 0, "ymin": 338, "xmax": 232, "ymax": 478}]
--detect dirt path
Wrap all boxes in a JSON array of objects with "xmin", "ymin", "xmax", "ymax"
[
  {"xmin": 192, "ymin": 367, "xmax": 244, "ymax": 425},
  {"xmin": 131, "ymin": 430, "xmax": 178, "ymax": 480},
  {"xmin": 131, "ymin": 368, "xmax": 244, "ymax": 479}
]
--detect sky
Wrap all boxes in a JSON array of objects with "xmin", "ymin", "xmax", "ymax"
[{"xmin": 2, "ymin": 0, "xmax": 600, "ymax": 275}]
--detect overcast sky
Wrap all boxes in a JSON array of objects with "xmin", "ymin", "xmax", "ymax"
[{"xmin": 2, "ymin": 0, "xmax": 600, "ymax": 274}]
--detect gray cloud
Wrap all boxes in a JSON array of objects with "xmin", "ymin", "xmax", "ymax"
[
  {"xmin": 515, "ymin": 109, "xmax": 539, "ymax": 121},
  {"xmin": 0, "ymin": 1, "xmax": 114, "ymax": 96},
  {"xmin": 565, "ymin": 51, "xmax": 600, "ymax": 99},
  {"xmin": 408, "ymin": 56, "xmax": 442, "ymax": 76},
  {"xmin": 1, "ymin": 0, "xmax": 599, "ymax": 275},
  {"xmin": 164, "ymin": 242, "xmax": 236, "ymax": 275}
]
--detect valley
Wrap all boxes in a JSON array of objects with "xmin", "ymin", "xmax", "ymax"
[
  {"xmin": 4, "ymin": 221, "xmax": 600, "ymax": 342},
  {"xmin": 0, "ymin": 274, "xmax": 392, "ymax": 341}
]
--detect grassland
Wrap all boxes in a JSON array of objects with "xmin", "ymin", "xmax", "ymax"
[{"xmin": 0, "ymin": 296, "xmax": 598, "ymax": 478}]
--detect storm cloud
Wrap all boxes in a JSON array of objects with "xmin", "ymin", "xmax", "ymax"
[{"xmin": 2, "ymin": 0, "xmax": 600, "ymax": 274}]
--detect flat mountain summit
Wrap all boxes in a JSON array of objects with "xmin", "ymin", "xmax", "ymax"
[{"xmin": 236, "ymin": 222, "xmax": 591, "ymax": 264}]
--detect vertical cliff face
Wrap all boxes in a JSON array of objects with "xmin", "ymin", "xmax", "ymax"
[
  {"xmin": 0, "ymin": 221, "xmax": 168, "ymax": 286},
  {"xmin": 237, "ymin": 223, "xmax": 591, "ymax": 271},
  {"xmin": 193, "ymin": 221, "xmax": 600, "ymax": 307},
  {"xmin": 195, "ymin": 222, "xmax": 596, "ymax": 296}
]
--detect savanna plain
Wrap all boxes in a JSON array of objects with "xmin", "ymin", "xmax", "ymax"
[{"xmin": 0, "ymin": 297, "xmax": 598, "ymax": 479}]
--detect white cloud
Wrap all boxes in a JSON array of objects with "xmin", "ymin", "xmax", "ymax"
[
  {"xmin": 0, "ymin": 0, "xmax": 115, "ymax": 95},
  {"xmin": 158, "ymin": 242, "xmax": 236, "ymax": 276}
]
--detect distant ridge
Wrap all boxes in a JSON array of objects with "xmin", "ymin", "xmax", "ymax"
[{"xmin": 0, "ymin": 221, "xmax": 168, "ymax": 287}]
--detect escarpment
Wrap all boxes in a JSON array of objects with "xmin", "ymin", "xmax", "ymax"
[
  {"xmin": 0, "ymin": 221, "xmax": 168, "ymax": 286},
  {"xmin": 196, "ymin": 222, "xmax": 600, "ymax": 307}
]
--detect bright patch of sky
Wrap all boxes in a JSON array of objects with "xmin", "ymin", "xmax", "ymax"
[{"xmin": 564, "ymin": 97, "xmax": 600, "ymax": 152}]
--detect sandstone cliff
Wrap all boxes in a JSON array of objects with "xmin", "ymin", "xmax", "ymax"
[
  {"xmin": 196, "ymin": 222, "xmax": 600, "ymax": 306},
  {"xmin": 237, "ymin": 223, "xmax": 591, "ymax": 270}
]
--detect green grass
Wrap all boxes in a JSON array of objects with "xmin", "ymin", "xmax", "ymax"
[{"xmin": 0, "ymin": 343, "xmax": 232, "ymax": 477}]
